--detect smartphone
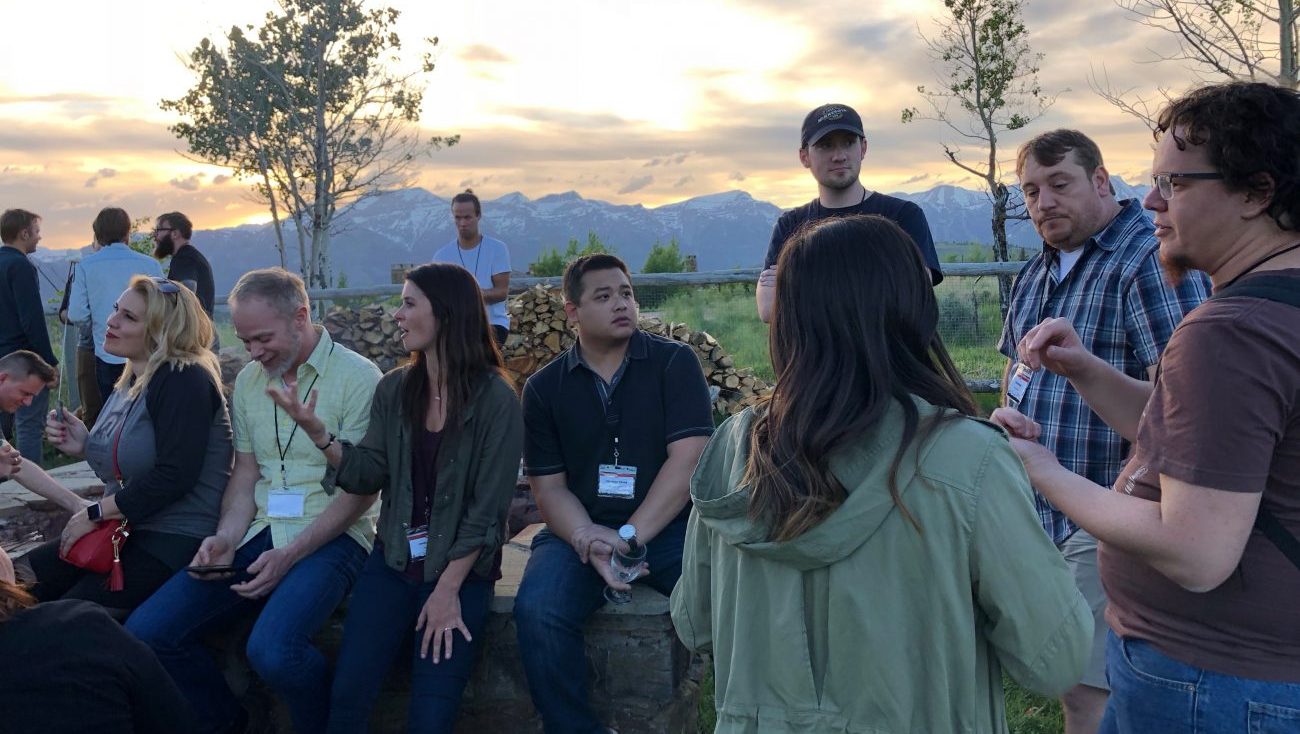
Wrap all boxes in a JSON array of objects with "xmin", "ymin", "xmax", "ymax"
[{"xmin": 184, "ymin": 564, "xmax": 244, "ymax": 576}]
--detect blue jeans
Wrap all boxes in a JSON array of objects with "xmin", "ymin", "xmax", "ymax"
[
  {"xmin": 126, "ymin": 528, "xmax": 366, "ymax": 734},
  {"xmin": 327, "ymin": 547, "xmax": 494, "ymax": 732},
  {"xmin": 1101, "ymin": 631, "xmax": 1300, "ymax": 733},
  {"xmin": 514, "ymin": 517, "xmax": 687, "ymax": 734},
  {"xmin": 3, "ymin": 384, "xmax": 48, "ymax": 467}
]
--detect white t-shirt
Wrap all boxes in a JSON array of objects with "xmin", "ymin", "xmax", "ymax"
[
  {"xmin": 1054, "ymin": 247, "xmax": 1085, "ymax": 281},
  {"xmin": 431, "ymin": 236, "xmax": 512, "ymax": 328}
]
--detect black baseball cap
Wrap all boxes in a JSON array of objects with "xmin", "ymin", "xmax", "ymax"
[{"xmin": 801, "ymin": 104, "xmax": 865, "ymax": 148}]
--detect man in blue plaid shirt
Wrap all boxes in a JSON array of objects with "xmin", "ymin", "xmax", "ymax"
[{"xmin": 998, "ymin": 129, "xmax": 1208, "ymax": 734}]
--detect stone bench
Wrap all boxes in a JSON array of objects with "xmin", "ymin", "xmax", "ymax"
[{"xmin": 3, "ymin": 466, "xmax": 703, "ymax": 734}]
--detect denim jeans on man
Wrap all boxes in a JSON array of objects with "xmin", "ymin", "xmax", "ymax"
[
  {"xmin": 326, "ymin": 545, "xmax": 494, "ymax": 732},
  {"xmin": 125, "ymin": 528, "xmax": 365, "ymax": 734},
  {"xmin": 514, "ymin": 517, "xmax": 687, "ymax": 734},
  {"xmin": 1101, "ymin": 631, "xmax": 1300, "ymax": 733}
]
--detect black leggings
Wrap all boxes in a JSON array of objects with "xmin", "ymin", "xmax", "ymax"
[{"xmin": 24, "ymin": 537, "xmax": 187, "ymax": 613}]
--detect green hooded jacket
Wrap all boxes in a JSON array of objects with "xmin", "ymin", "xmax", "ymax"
[{"xmin": 671, "ymin": 397, "xmax": 1092, "ymax": 733}]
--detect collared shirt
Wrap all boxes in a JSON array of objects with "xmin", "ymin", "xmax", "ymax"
[
  {"xmin": 523, "ymin": 329, "xmax": 715, "ymax": 528},
  {"xmin": 68, "ymin": 243, "xmax": 165, "ymax": 364},
  {"xmin": 998, "ymin": 200, "xmax": 1209, "ymax": 544},
  {"xmin": 232, "ymin": 326, "xmax": 382, "ymax": 551}
]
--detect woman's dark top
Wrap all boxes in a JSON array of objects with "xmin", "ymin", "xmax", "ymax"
[{"xmin": 0, "ymin": 599, "xmax": 192, "ymax": 733}]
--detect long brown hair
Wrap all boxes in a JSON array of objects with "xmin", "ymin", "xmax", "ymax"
[
  {"xmin": 0, "ymin": 548, "xmax": 35, "ymax": 622},
  {"xmin": 400, "ymin": 263, "xmax": 509, "ymax": 432},
  {"xmin": 744, "ymin": 215, "xmax": 976, "ymax": 541}
]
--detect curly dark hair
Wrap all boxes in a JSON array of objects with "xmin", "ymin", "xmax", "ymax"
[{"xmin": 1155, "ymin": 82, "xmax": 1300, "ymax": 231}]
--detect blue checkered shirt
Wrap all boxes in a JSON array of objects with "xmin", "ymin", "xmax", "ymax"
[{"xmin": 998, "ymin": 200, "xmax": 1210, "ymax": 544}]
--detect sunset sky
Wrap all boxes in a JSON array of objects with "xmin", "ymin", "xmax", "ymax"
[{"xmin": 1, "ymin": 0, "xmax": 1199, "ymax": 250}]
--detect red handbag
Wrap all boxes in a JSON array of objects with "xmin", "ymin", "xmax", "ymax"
[
  {"xmin": 63, "ymin": 520, "xmax": 130, "ymax": 591},
  {"xmin": 61, "ymin": 401, "xmax": 133, "ymax": 592}
]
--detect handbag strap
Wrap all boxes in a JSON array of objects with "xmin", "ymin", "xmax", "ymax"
[{"xmin": 111, "ymin": 393, "xmax": 139, "ymax": 485}]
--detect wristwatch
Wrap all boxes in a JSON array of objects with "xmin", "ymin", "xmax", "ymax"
[{"xmin": 86, "ymin": 502, "xmax": 103, "ymax": 522}]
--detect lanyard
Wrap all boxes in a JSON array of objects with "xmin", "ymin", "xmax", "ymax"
[
  {"xmin": 457, "ymin": 240, "xmax": 483, "ymax": 279},
  {"xmin": 272, "ymin": 342, "xmax": 334, "ymax": 486},
  {"xmin": 1221, "ymin": 241, "xmax": 1300, "ymax": 290}
]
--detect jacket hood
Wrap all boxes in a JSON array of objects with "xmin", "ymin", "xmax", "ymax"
[{"xmin": 689, "ymin": 397, "xmax": 940, "ymax": 571}]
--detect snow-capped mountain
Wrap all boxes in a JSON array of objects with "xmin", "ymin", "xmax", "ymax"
[{"xmin": 30, "ymin": 178, "xmax": 1151, "ymax": 297}]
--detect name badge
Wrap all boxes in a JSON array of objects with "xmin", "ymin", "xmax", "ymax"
[
  {"xmin": 1006, "ymin": 362, "xmax": 1036, "ymax": 409},
  {"xmin": 407, "ymin": 526, "xmax": 429, "ymax": 560},
  {"xmin": 597, "ymin": 464, "xmax": 637, "ymax": 499},
  {"xmin": 267, "ymin": 488, "xmax": 307, "ymax": 518}
]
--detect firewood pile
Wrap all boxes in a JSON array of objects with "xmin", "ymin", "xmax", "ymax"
[{"xmin": 321, "ymin": 286, "xmax": 772, "ymax": 415}]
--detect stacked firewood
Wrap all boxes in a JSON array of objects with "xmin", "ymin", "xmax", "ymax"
[
  {"xmin": 321, "ymin": 286, "xmax": 772, "ymax": 415},
  {"xmin": 323, "ymin": 303, "xmax": 409, "ymax": 372}
]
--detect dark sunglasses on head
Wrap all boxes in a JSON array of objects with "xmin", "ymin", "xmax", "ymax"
[{"xmin": 150, "ymin": 277, "xmax": 181, "ymax": 294}]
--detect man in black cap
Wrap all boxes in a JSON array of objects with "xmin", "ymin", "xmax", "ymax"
[{"xmin": 756, "ymin": 103, "xmax": 943, "ymax": 322}]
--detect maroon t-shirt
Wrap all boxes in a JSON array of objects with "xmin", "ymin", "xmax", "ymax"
[{"xmin": 1101, "ymin": 270, "xmax": 1300, "ymax": 682}]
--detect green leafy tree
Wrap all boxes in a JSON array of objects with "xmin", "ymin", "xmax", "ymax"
[
  {"xmin": 642, "ymin": 238, "xmax": 688, "ymax": 273},
  {"xmin": 528, "ymin": 232, "xmax": 613, "ymax": 276},
  {"xmin": 902, "ymin": 0, "xmax": 1053, "ymax": 318},
  {"xmin": 164, "ymin": 0, "xmax": 459, "ymax": 287}
]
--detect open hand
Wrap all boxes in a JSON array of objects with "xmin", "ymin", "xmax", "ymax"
[
  {"xmin": 416, "ymin": 586, "xmax": 471, "ymax": 664},
  {"xmin": 265, "ymin": 385, "xmax": 328, "ymax": 445}
]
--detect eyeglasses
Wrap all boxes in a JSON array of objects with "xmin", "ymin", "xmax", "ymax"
[
  {"xmin": 153, "ymin": 226, "xmax": 174, "ymax": 233},
  {"xmin": 1151, "ymin": 172, "xmax": 1224, "ymax": 200},
  {"xmin": 150, "ymin": 277, "xmax": 181, "ymax": 294}
]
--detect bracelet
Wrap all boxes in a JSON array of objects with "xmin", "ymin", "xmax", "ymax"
[{"xmin": 314, "ymin": 433, "xmax": 337, "ymax": 451}]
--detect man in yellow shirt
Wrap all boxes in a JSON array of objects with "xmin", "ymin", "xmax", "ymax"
[{"xmin": 127, "ymin": 268, "xmax": 381, "ymax": 734}]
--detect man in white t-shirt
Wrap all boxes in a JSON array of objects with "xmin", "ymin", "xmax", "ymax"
[{"xmin": 431, "ymin": 190, "xmax": 512, "ymax": 345}]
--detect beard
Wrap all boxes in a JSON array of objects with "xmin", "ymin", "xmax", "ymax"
[
  {"xmin": 153, "ymin": 235, "xmax": 175, "ymax": 259},
  {"xmin": 265, "ymin": 331, "xmax": 303, "ymax": 380},
  {"xmin": 1159, "ymin": 250, "xmax": 1196, "ymax": 288}
]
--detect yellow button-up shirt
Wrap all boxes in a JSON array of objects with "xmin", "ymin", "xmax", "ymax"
[{"xmin": 233, "ymin": 326, "xmax": 383, "ymax": 551}]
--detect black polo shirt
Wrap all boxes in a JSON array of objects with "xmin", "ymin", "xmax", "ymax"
[{"xmin": 523, "ymin": 329, "xmax": 714, "ymax": 527}]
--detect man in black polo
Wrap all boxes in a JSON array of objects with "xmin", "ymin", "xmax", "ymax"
[
  {"xmin": 756, "ymin": 103, "xmax": 944, "ymax": 322},
  {"xmin": 515, "ymin": 254, "xmax": 714, "ymax": 734}
]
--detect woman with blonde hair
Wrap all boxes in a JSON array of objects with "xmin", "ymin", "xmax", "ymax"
[
  {"xmin": 672, "ymin": 215, "xmax": 1092, "ymax": 733},
  {"xmin": 13, "ymin": 275, "xmax": 232, "ymax": 613}
]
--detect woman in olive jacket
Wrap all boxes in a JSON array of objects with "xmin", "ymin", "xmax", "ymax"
[{"xmin": 268, "ymin": 263, "xmax": 524, "ymax": 732}]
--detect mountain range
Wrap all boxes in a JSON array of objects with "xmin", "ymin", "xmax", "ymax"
[{"xmin": 30, "ymin": 178, "xmax": 1153, "ymax": 297}]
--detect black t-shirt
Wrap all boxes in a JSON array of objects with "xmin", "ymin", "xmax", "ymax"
[
  {"xmin": 168, "ymin": 245, "xmax": 215, "ymax": 316},
  {"xmin": 763, "ymin": 193, "xmax": 944, "ymax": 284},
  {"xmin": 0, "ymin": 599, "xmax": 193, "ymax": 733},
  {"xmin": 523, "ymin": 330, "xmax": 715, "ymax": 528}
]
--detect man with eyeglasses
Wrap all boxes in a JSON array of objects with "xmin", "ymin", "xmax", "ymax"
[
  {"xmin": 154, "ymin": 212, "xmax": 215, "ymax": 319},
  {"xmin": 998, "ymin": 129, "xmax": 1207, "ymax": 734},
  {"xmin": 993, "ymin": 83, "xmax": 1300, "ymax": 730},
  {"xmin": 68, "ymin": 207, "xmax": 164, "ymax": 401},
  {"xmin": 755, "ymin": 103, "xmax": 943, "ymax": 322}
]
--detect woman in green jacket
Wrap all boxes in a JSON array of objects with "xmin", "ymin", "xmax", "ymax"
[
  {"xmin": 268, "ymin": 262, "xmax": 523, "ymax": 732},
  {"xmin": 671, "ymin": 215, "xmax": 1092, "ymax": 733}
]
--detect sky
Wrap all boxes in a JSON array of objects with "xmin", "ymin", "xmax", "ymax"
[{"xmin": 0, "ymin": 0, "xmax": 1200, "ymax": 250}]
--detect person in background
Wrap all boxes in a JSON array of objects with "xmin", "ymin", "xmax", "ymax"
[
  {"xmin": 59, "ymin": 247, "xmax": 105, "ymax": 426},
  {"xmin": 674, "ymin": 215, "xmax": 1092, "ymax": 733},
  {"xmin": 0, "ymin": 208, "xmax": 59, "ymax": 466},
  {"xmin": 68, "ymin": 207, "xmax": 164, "ymax": 400},
  {"xmin": 431, "ymin": 190, "xmax": 513, "ymax": 346},
  {"xmin": 0, "ymin": 350, "xmax": 59, "ymax": 483},
  {"xmin": 0, "ymin": 545, "xmax": 192, "ymax": 734}
]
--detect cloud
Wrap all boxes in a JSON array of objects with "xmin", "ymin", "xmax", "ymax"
[
  {"xmin": 900, "ymin": 172, "xmax": 931, "ymax": 185},
  {"xmin": 673, "ymin": 176, "xmax": 694, "ymax": 188},
  {"xmin": 212, "ymin": 174, "xmax": 231, "ymax": 185},
  {"xmin": 643, "ymin": 152, "xmax": 691, "ymax": 168},
  {"xmin": 729, "ymin": 171, "xmax": 746, "ymax": 182},
  {"xmin": 170, "ymin": 174, "xmax": 204, "ymax": 192},
  {"xmin": 84, "ymin": 168, "xmax": 118, "ymax": 188},
  {"xmin": 459, "ymin": 44, "xmax": 513, "ymax": 64},
  {"xmin": 618, "ymin": 176, "xmax": 654, "ymax": 194}
]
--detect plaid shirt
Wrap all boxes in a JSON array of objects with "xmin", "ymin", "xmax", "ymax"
[{"xmin": 998, "ymin": 200, "xmax": 1209, "ymax": 544}]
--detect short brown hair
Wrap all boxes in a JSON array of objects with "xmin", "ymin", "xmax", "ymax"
[
  {"xmin": 0, "ymin": 350, "xmax": 57, "ymax": 384},
  {"xmin": 0, "ymin": 209, "xmax": 40, "ymax": 245},
  {"xmin": 92, "ymin": 207, "xmax": 131, "ymax": 245},
  {"xmin": 157, "ymin": 211, "xmax": 193, "ymax": 239},
  {"xmin": 1016, "ymin": 129, "xmax": 1106, "ymax": 177},
  {"xmin": 228, "ymin": 267, "xmax": 310, "ymax": 320},
  {"xmin": 563, "ymin": 254, "xmax": 631, "ymax": 305}
]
